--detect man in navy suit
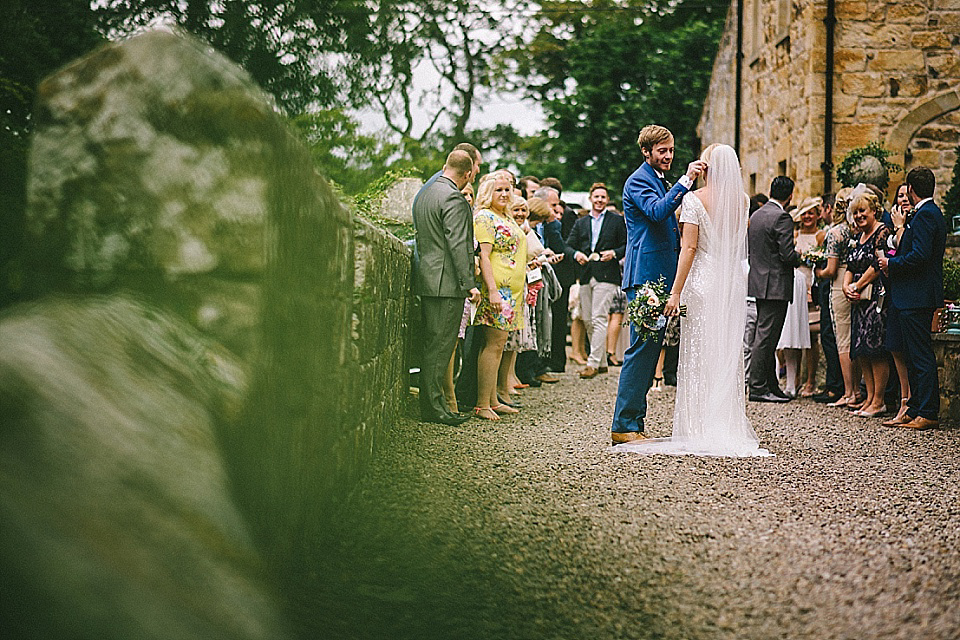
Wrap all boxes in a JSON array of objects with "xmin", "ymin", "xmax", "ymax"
[
  {"xmin": 611, "ymin": 125, "xmax": 705, "ymax": 444},
  {"xmin": 565, "ymin": 183, "xmax": 627, "ymax": 379},
  {"xmin": 878, "ymin": 167, "xmax": 947, "ymax": 430}
]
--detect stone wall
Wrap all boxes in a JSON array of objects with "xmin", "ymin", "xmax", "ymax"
[
  {"xmin": 699, "ymin": 0, "xmax": 960, "ymax": 202},
  {"xmin": 18, "ymin": 28, "xmax": 411, "ymax": 565},
  {"xmin": 933, "ymin": 333, "xmax": 960, "ymax": 425}
]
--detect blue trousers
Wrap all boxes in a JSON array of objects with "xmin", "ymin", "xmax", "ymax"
[
  {"xmin": 612, "ymin": 287, "xmax": 665, "ymax": 433},
  {"xmin": 899, "ymin": 307, "xmax": 939, "ymax": 420}
]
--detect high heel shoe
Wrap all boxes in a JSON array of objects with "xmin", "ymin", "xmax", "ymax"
[{"xmin": 607, "ymin": 353, "xmax": 623, "ymax": 367}]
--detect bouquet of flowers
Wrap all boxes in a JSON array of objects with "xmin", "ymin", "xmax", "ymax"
[
  {"xmin": 801, "ymin": 246, "xmax": 827, "ymax": 268},
  {"xmin": 625, "ymin": 276, "xmax": 686, "ymax": 342}
]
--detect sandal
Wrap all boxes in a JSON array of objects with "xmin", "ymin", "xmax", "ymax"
[
  {"xmin": 474, "ymin": 407, "xmax": 500, "ymax": 421},
  {"xmin": 828, "ymin": 395, "xmax": 854, "ymax": 407},
  {"xmin": 799, "ymin": 384, "xmax": 815, "ymax": 398},
  {"xmin": 491, "ymin": 403, "xmax": 519, "ymax": 414},
  {"xmin": 651, "ymin": 376, "xmax": 664, "ymax": 392}
]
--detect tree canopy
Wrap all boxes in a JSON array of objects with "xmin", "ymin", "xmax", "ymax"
[{"xmin": 503, "ymin": 1, "xmax": 727, "ymax": 190}]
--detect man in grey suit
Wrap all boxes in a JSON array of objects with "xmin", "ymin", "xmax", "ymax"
[
  {"xmin": 413, "ymin": 149, "xmax": 481, "ymax": 425},
  {"xmin": 747, "ymin": 176, "xmax": 803, "ymax": 403}
]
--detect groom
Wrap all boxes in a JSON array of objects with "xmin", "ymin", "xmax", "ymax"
[{"xmin": 612, "ymin": 125, "xmax": 705, "ymax": 444}]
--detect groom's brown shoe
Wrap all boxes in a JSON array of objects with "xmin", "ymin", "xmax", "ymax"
[
  {"xmin": 898, "ymin": 416, "xmax": 939, "ymax": 431},
  {"xmin": 611, "ymin": 431, "xmax": 648, "ymax": 445}
]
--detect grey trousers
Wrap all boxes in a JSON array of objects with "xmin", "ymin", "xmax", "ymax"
[{"xmin": 420, "ymin": 296, "xmax": 465, "ymax": 420}]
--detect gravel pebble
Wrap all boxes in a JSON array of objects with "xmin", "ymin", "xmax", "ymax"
[{"xmin": 290, "ymin": 368, "xmax": 960, "ymax": 639}]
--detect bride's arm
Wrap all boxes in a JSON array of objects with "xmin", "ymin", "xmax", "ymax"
[{"xmin": 664, "ymin": 222, "xmax": 699, "ymax": 316}]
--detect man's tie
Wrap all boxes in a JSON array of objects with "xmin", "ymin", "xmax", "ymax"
[{"xmin": 660, "ymin": 176, "xmax": 671, "ymax": 193}]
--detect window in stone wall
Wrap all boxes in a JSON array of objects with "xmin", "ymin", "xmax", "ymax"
[
  {"xmin": 748, "ymin": 0, "xmax": 762, "ymax": 60},
  {"xmin": 776, "ymin": 0, "xmax": 791, "ymax": 42}
]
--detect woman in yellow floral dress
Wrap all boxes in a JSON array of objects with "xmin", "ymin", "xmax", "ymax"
[{"xmin": 473, "ymin": 174, "xmax": 527, "ymax": 420}]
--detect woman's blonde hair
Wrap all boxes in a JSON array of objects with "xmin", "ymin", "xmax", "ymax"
[
  {"xmin": 527, "ymin": 197, "xmax": 551, "ymax": 223},
  {"xmin": 834, "ymin": 186, "xmax": 854, "ymax": 225},
  {"xmin": 474, "ymin": 173, "xmax": 511, "ymax": 212},
  {"xmin": 848, "ymin": 191, "xmax": 880, "ymax": 219}
]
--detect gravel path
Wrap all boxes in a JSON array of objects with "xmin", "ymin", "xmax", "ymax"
[{"xmin": 291, "ymin": 367, "xmax": 960, "ymax": 639}]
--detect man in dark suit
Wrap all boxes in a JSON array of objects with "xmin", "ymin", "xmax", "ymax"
[
  {"xmin": 878, "ymin": 167, "xmax": 947, "ymax": 430},
  {"xmin": 536, "ymin": 185, "xmax": 578, "ymax": 374},
  {"xmin": 566, "ymin": 183, "xmax": 627, "ymax": 378},
  {"xmin": 412, "ymin": 150, "xmax": 481, "ymax": 425},
  {"xmin": 747, "ymin": 175, "xmax": 803, "ymax": 403},
  {"xmin": 611, "ymin": 125, "xmax": 705, "ymax": 443}
]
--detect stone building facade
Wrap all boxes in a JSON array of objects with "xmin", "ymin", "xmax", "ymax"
[{"xmin": 698, "ymin": 0, "xmax": 960, "ymax": 204}]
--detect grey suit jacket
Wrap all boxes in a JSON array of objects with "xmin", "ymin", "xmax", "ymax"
[
  {"xmin": 748, "ymin": 200, "xmax": 802, "ymax": 300},
  {"xmin": 412, "ymin": 175, "xmax": 476, "ymax": 297}
]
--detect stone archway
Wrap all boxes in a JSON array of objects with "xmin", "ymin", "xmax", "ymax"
[{"xmin": 885, "ymin": 89, "xmax": 960, "ymax": 200}]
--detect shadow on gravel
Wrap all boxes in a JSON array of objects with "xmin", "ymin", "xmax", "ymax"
[{"xmin": 279, "ymin": 412, "xmax": 627, "ymax": 640}]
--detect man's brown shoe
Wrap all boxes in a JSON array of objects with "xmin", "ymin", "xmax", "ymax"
[
  {"xmin": 536, "ymin": 373, "xmax": 560, "ymax": 384},
  {"xmin": 898, "ymin": 416, "xmax": 939, "ymax": 430},
  {"xmin": 611, "ymin": 431, "xmax": 648, "ymax": 444},
  {"xmin": 597, "ymin": 366, "xmax": 608, "ymax": 374},
  {"xmin": 580, "ymin": 366, "xmax": 599, "ymax": 379},
  {"xmin": 881, "ymin": 414, "xmax": 912, "ymax": 427}
]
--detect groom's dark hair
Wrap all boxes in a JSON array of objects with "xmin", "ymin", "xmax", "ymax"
[{"xmin": 769, "ymin": 176, "xmax": 795, "ymax": 202}]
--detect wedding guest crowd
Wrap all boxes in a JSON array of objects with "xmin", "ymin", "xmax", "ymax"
[
  {"xmin": 412, "ymin": 141, "xmax": 948, "ymax": 431},
  {"xmin": 746, "ymin": 167, "xmax": 947, "ymax": 431}
]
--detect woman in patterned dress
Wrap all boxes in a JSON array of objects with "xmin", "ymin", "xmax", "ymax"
[
  {"xmin": 473, "ymin": 175, "xmax": 528, "ymax": 420},
  {"xmin": 843, "ymin": 190, "xmax": 891, "ymax": 418}
]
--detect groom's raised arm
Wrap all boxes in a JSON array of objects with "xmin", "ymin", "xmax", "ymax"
[{"xmin": 624, "ymin": 170, "xmax": 688, "ymax": 223}]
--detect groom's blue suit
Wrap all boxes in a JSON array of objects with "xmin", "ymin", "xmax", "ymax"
[{"xmin": 612, "ymin": 161, "xmax": 690, "ymax": 434}]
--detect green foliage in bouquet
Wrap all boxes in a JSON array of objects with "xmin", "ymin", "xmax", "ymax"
[{"xmin": 626, "ymin": 277, "xmax": 685, "ymax": 342}]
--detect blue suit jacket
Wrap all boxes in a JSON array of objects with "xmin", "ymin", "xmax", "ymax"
[
  {"xmin": 621, "ymin": 161, "xmax": 688, "ymax": 290},
  {"xmin": 887, "ymin": 199, "xmax": 946, "ymax": 310}
]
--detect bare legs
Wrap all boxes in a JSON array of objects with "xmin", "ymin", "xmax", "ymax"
[
  {"xmin": 651, "ymin": 348, "xmax": 665, "ymax": 391},
  {"xmin": 856, "ymin": 356, "xmax": 889, "ymax": 416},
  {"xmin": 497, "ymin": 349, "xmax": 520, "ymax": 405},
  {"xmin": 891, "ymin": 350, "xmax": 911, "ymax": 421},
  {"xmin": 781, "ymin": 348, "xmax": 802, "ymax": 397},
  {"xmin": 476, "ymin": 326, "xmax": 514, "ymax": 420},
  {"xmin": 570, "ymin": 318, "xmax": 588, "ymax": 364},
  {"xmin": 606, "ymin": 312, "xmax": 624, "ymax": 365},
  {"xmin": 443, "ymin": 346, "xmax": 458, "ymax": 414}
]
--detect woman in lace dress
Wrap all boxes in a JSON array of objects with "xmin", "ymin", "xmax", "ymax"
[
  {"xmin": 843, "ymin": 190, "xmax": 891, "ymax": 418},
  {"xmin": 615, "ymin": 144, "xmax": 771, "ymax": 457}
]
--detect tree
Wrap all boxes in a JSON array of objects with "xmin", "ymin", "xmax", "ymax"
[
  {"xmin": 355, "ymin": 1, "xmax": 531, "ymax": 157},
  {"xmin": 504, "ymin": 1, "xmax": 727, "ymax": 190},
  {"xmin": 94, "ymin": 0, "xmax": 376, "ymax": 114}
]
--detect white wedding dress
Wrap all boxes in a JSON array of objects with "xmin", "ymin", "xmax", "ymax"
[{"xmin": 615, "ymin": 145, "xmax": 772, "ymax": 457}]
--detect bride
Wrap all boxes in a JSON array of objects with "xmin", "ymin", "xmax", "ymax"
[{"xmin": 615, "ymin": 144, "xmax": 772, "ymax": 457}]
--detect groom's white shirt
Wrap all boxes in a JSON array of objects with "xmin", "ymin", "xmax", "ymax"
[{"xmin": 654, "ymin": 169, "xmax": 694, "ymax": 190}]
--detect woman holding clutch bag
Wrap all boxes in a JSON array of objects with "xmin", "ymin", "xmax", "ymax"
[{"xmin": 843, "ymin": 189, "xmax": 891, "ymax": 418}]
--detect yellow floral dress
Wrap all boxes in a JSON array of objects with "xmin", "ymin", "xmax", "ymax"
[{"xmin": 473, "ymin": 209, "xmax": 527, "ymax": 331}]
